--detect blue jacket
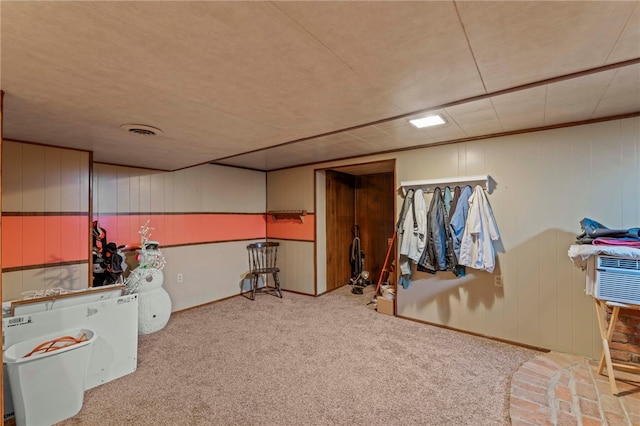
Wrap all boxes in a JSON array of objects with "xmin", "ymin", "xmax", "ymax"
[
  {"xmin": 418, "ymin": 188, "xmax": 456, "ymax": 274},
  {"xmin": 449, "ymin": 186, "xmax": 473, "ymax": 260}
]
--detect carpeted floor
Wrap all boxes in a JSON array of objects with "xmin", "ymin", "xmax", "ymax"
[{"xmin": 59, "ymin": 285, "xmax": 539, "ymax": 425}]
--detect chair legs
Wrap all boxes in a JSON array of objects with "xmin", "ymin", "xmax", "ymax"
[
  {"xmin": 273, "ymin": 272, "xmax": 282, "ymax": 298},
  {"xmin": 247, "ymin": 273, "xmax": 282, "ymax": 300},
  {"xmin": 251, "ymin": 274, "xmax": 258, "ymax": 301}
]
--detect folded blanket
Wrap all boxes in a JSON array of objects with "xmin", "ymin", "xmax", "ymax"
[
  {"xmin": 576, "ymin": 218, "xmax": 640, "ymax": 244},
  {"xmin": 593, "ymin": 237, "xmax": 640, "ymax": 248}
]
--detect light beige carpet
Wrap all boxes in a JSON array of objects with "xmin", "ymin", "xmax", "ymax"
[{"xmin": 59, "ymin": 285, "xmax": 539, "ymax": 425}]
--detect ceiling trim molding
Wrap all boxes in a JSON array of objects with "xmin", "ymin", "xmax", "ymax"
[
  {"xmin": 2, "ymin": 138, "xmax": 93, "ymax": 155},
  {"xmin": 258, "ymin": 111, "xmax": 640, "ymax": 173},
  {"xmin": 315, "ymin": 159, "xmax": 396, "ymax": 175}
]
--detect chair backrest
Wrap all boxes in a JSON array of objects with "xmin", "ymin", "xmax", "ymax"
[{"xmin": 247, "ymin": 242, "xmax": 279, "ymax": 272}]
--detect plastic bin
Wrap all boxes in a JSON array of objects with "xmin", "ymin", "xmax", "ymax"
[{"xmin": 3, "ymin": 328, "xmax": 96, "ymax": 426}]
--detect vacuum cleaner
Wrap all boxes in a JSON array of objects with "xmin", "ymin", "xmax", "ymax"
[{"xmin": 349, "ymin": 224, "xmax": 370, "ymax": 294}]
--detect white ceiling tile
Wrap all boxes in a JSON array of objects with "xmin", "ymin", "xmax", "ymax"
[
  {"xmin": 498, "ymin": 112, "xmax": 546, "ymax": 132},
  {"xmin": 276, "ymin": 1, "xmax": 486, "ymax": 111},
  {"xmin": 445, "ymin": 99, "xmax": 495, "ymax": 117},
  {"xmin": 606, "ymin": 3, "xmax": 640, "ymax": 63},
  {"xmin": 490, "ymin": 86, "xmax": 547, "ymax": 108},
  {"xmin": 544, "ymin": 102, "xmax": 600, "ymax": 126},
  {"xmin": 425, "ymin": 123, "xmax": 468, "ymax": 141},
  {"xmin": 545, "ymin": 91, "xmax": 603, "ymax": 109},
  {"xmin": 449, "ymin": 108, "xmax": 499, "ymax": 126},
  {"xmin": 458, "ymin": 119, "xmax": 504, "ymax": 137},
  {"xmin": 546, "ymin": 71, "xmax": 614, "ymax": 98},
  {"xmin": 493, "ymin": 98, "xmax": 546, "ymax": 118},
  {"xmin": 603, "ymin": 65, "xmax": 640, "ymax": 99},
  {"xmin": 347, "ymin": 126, "xmax": 389, "ymax": 141},
  {"xmin": 593, "ymin": 91, "xmax": 640, "ymax": 118},
  {"xmin": 381, "ymin": 123, "xmax": 436, "ymax": 143},
  {"xmin": 373, "ymin": 118, "xmax": 414, "ymax": 131},
  {"xmin": 458, "ymin": 1, "xmax": 636, "ymax": 91},
  {"xmin": 2, "ymin": 2, "xmax": 637, "ymax": 171}
]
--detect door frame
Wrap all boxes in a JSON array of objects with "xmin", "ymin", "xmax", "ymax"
[{"xmin": 314, "ymin": 159, "xmax": 396, "ymax": 295}]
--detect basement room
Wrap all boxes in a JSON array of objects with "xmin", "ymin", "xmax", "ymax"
[{"xmin": 1, "ymin": 1, "xmax": 639, "ymax": 425}]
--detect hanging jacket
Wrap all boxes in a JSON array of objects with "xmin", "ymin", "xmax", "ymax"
[
  {"xmin": 449, "ymin": 185, "xmax": 473, "ymax": 260},
  {"xmin": 448, "ymin": 186, "xmax": 462, "ymax": 222},
  {"xmin": 441, "ymin": 188, "xmax": 459, "ymax": 275},
  {"xmin": 443, "ymin": 186, "xmax": 453, "ymax": 219},
  {"xmin": 399, "ymin": 189, "xmax": 427, "ymax": 264},
  {"xmin": 396, "ymin": 189, "xmax": 415, "ymax": 288},
  {"xmin": 458, "ymin": 185, "xmax": 500, "ymax": 272},
  {"xmin": 418, "ymin": 188, "xmax": 456, "ymax": 274},
  {"xmin": 397, "ymin": 189, "xmax": 415, "ymax": 234}
]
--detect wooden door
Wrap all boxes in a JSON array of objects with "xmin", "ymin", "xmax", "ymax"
[
  {"xmin": 356, "ymin": 173, "xmax": 394, "ymax": 283},
  {"xmin": 325, "ymin": 171, "xmax": 355, "ymax": 291}
]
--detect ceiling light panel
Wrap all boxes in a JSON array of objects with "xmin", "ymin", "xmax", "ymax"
[{"xmin": 409, "ymin": 114, "xmax": 447, "ymax": 128}]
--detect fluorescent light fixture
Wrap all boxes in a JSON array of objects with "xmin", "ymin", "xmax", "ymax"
[{"xmin": 409, "ymin": 114, "xmax": 446, "ymax": 128}]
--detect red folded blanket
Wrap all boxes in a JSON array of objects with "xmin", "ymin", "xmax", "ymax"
[{"xmin": 593, "ymin": 238, "xmax": 640, "ymax": 248}]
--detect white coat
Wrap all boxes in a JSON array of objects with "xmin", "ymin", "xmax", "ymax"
[
  {"xmin": 399, "ymin": 189, "xmax": 427, "ymax": 263},
  {"xmin": 458, "ymin": 185, "xmax": 500, "ymax": 272}
]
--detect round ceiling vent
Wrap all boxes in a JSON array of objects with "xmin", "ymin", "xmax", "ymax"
[{"xmin": 120, "ymin": 124, "xmax": 163, "ymax": 136}]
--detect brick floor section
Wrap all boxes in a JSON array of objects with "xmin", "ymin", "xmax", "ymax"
[{"xmin": 510, "ymin": 352, "xmax": 640, "ymax": 425}]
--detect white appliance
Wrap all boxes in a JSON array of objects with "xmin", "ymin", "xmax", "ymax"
[
  {"xmin": 3, "ymin": 293, "xmax": 138, "ymax": 422},
  {"xmin": 4, "ymin": 329, "xmax": 97, "ymax": 426},
  {"xmin": 595, "ymin": 255, "xmax": 640, "ymax": 305}
]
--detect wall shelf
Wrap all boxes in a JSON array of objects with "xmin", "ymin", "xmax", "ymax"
[
  {"xmin": 268, "ymin": 210, "xmax": 307, "ymax": 223},
  {"xmin": 400, "ymin": 175, "xmax": 491, "ymax": 194}
]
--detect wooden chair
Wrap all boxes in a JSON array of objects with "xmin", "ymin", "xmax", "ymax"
[{"xmin": 246, "ymin": 242, "xmax": 282, "ymax": 300}]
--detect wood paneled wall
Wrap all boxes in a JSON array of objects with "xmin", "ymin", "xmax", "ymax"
[
  {"xmin": 267, "ymin": 167, "xmax": 315, "ymax": 212},
  {"xmin": 267, "ymin": 239, "xmax": 315, "ymax": 295},
  {"xmin": 93, "ymin": 163, "xmax": 267, "ymax": 310},
  {"xmin": 355, "ymin": 173, "xmax": 394, "ymax": 282},
  {"xmin": 266, "ymin": 167, "xmax": 317, "ymax": 294},
  {"xmin": 325, "ymin": 171, "xmax": 355, "ymax": 292},
  {"xmin": 266, "ymin": 117, "xmax": 640, "ymax": 359},
  {"xmin": 1, "ymin": 150, "xmax": 267, "ymax": 310},
  {"xmin": 395, "ymin": 118, "xmax": 640, "ymax": 359},
  {"xmin": 1, "ymin": 140, "xmax": 90, "ymax": 301}
]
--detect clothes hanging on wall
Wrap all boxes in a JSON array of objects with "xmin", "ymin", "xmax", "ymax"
[
  {"xmin": 417, "ymin": 187, "xmax": 452, "ymax": 274},
  {"xmin": 396, "ymin": 182, "xmax": 499, "ymax": 288},
  {"xmin": 458, "ymin": 185, "xmax": 500, "ymax": 273}
]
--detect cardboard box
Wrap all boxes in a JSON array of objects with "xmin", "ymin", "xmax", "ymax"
[{"xmin": 376, "ymin": 296, "xmax": 394, "ymax": 316}]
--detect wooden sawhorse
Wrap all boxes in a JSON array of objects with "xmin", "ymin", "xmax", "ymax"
[{"xmin": 593, "ymin": 298, "xmax": 640, "ymax": 395}]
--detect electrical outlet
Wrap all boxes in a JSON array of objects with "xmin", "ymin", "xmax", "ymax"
[
  {"xmin": 494, "ymin": 275, "xmax": 503, "ymax": 287},
  {"xmin": 177, "ymin": 273, "xmax": 183, "ymax": 283}
]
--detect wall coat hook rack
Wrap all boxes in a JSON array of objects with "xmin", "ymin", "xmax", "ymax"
[{"xmin": 268, "ymin": 210, "xmax": 307, "ymax": 223}]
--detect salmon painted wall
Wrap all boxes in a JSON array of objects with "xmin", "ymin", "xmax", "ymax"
[
  {"xmin": 94, "ymin": 213, "xmax": 267, "ymax": 249},
  {"xmin": 266, "ymin": 214, "xmax": 314, "ymax": 241},
  {"xmin": 2, "ymin": 140, "xmax": 90, "ymax": 301},
  {"xmin": 2, "ymin": 143, "xmax": 272, "ymax": 309},
  {"xmin": 93, "ymin": 163, "xmax": 267, "ymax": 310},
  {"xmin": 266, "ymin": 117, "xmax": 640, "ymax": 360}
]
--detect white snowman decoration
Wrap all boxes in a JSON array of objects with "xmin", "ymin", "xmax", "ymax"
[{"xmin": 125, "ymin": 221, "xmax": 172, "ymax": 334}]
